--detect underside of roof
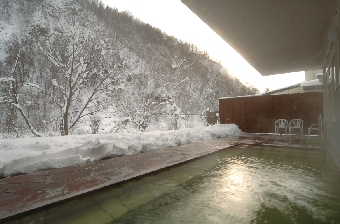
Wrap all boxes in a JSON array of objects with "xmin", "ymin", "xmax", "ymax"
[{"xmin": 181, "ymin": 0, "xmax": 337, "ymax": 76}]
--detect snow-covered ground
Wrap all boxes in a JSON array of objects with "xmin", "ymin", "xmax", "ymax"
[{"xmin": 0, "ymin": 124, "xmax": 241, "ymax": 178}]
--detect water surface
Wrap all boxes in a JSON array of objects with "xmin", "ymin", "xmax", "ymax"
[{"xmin": 7, "ymin": 145, "xmax": 340, "ymax": 224}]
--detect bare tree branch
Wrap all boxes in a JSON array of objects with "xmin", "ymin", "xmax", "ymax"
[{"xmin": 69, "ymin": 71, "xmax": 114, "ymax": 130}]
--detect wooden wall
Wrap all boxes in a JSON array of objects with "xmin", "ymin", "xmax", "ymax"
[{"xmin": 219, "ymin": 92, "xmax": 323, "ymax": 134}]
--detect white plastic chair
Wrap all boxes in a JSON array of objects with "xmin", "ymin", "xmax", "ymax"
[
  {"xmin": 275, "ymin": 119, "xmax": 288, "ymax": 135},
  {"xmin": 289, "ymin": 119, "xmax": 303, "ymax": 135},
  {"xmin": 308, "ymin": 115, "xmax": 321, "ymax": 139},
  {"xmin": 308, "ymin": 124, "xmax": 319, "ymax": 139}
]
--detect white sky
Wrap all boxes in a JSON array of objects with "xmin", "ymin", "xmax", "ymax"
[{"xmin": 101, "ymin": 0, "xmax": 305, "ymax": 92}]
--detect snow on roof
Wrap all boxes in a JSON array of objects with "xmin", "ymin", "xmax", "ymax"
[
  {"xmin": 220, "ymin": 78, "xmax": 323, "ymax": 98},
  {"xmin": 260, "ymin": 82, "xmax": 302, "ymax": 95},
  {"xmin": 300, "ymin": 79, "xmax": 322, "ymax": 87},
  {"xmin": 219, "ymin": 94, "xmax": 258, "ymax": 99}
]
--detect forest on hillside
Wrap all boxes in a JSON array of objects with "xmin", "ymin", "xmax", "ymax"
[{"xmin": 0, "ymin": 0, "xmax": 258, "ymax": 138}]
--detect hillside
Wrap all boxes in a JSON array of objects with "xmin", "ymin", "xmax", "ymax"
[{"xmin": 0, "ymin": 0, "xmax": 258, "ymax": 138}]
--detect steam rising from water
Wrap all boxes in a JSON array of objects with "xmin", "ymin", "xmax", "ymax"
[
  {"xmin": 116, "ymin": 146, "xmax": 340, "ymax": 224},
  {"xmin": 9, "ymin": 146, "xmax": 340, "ymax": 224}
]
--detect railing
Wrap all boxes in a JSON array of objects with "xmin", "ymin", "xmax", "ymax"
[{"xmin": 319, "ymin": 114, "xmax": 325, "ymax": 151}]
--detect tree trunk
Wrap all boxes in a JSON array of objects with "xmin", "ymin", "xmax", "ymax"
[{"xmin": 63, "ymin": 114, "xmax": 68, "ymax": 135}]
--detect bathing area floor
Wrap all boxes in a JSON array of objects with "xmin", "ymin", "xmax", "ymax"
[{"xmin": 0, "ymin": 133, "xmax": 326, "ymax": 221}]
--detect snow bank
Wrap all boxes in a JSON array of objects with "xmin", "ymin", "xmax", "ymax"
[{"xmin": 0, "ymin": 124, "xmax": 241, "ymax": 178}]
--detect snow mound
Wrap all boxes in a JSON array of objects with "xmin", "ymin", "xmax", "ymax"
[{"xmin": 0, "ymin": 124, "xmax": 241, "ymax": 178}]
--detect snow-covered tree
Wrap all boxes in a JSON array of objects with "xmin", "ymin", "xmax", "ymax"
[
  {"xmin": 33, "ymin": 2, "xmax": 125, "ymax": 135},
  {"xmin": 0, "ymin": 45, "xmax": 42, "ymax": 137},
  {"xmin": 0, "ymin": 0, "xmax": 258, "ymax": 138}
]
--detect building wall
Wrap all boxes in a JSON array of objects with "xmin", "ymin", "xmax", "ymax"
[
  {"xmin": 322, "ymin": 0, "xmax": 340, "ymax": 170},
  {"xmin": 219, "ymin": 93, "xmax": 322, "ymax": 134},
  {"xmin": 324, "ymin": 89, "xmax": 340, "ymax": 146},
  {"xmin": 305, "ymin": 69, "xmax": 323, "ymax": 81}
]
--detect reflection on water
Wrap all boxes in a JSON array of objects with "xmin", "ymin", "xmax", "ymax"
[{"xmin": 6, "ymin": 145, "xmax": 340, "ymax": 224}]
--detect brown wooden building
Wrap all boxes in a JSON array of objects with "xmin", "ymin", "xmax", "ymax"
[{"xmin": 219, "ymin": 92, "xmax": 322, "ymax": 134}]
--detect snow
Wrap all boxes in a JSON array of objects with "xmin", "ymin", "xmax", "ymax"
[
  {"xmin": 0, "ymin": 124, "xmax": 241, "ymax": 178},
  {"xmin": 0, "ymin": 77, "xmax": 15, "ymax": 82},
  {"xmin": 0, "ymin": 23, "xmax": 14, "ymax": 60},
  {"xmin": 300, "ymin": 79, "xmax": 323, "ymax": 87},
  {"xmin": 0, "ymin": 2, "xmax": 21, "ymax": 60}
]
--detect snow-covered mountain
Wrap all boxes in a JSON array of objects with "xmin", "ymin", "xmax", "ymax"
[{"xmin": 0, "ymin": 0, "xmax": 258, "ymax": 138}]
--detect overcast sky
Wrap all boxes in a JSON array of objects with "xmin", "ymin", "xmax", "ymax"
[{"xmin": 101, "ymin": 0, "xmax": 305, "ymax": 92}]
